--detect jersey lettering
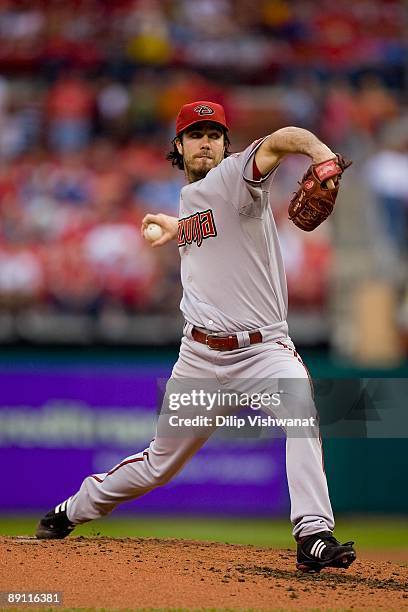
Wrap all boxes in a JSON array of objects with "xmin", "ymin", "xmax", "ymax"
[
  {"xmin": 178, "ymin": 209, "xmax": 217, "ymax": 248},
  {"xmin": 184, "ymin": 216, "xmax": 193, "ymax": 244},
  {"xmin": 178, "ymin": 221, "xmax": 186, "ymax": 247},
  {"xmin": 191, "ymin": 214, "xmax": 202, "ymax": 246},
  {"xmin": 200, "ymin": 210, "xmax": 217, "ymax": 239}
]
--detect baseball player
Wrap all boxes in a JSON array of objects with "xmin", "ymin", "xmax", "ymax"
[{"xmin": 36, "ymin": 101, "xmax": 356, "ymax": 573}]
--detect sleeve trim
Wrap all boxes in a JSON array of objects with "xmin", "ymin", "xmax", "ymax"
[{"xmin": 243, "ymin": 135, "xmax": 279, "ymax": 185}]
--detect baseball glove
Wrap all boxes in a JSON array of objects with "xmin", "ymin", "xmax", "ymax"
[{"xmin": 288, "ymin": 155, "xmax": 352, "ymax": 231}]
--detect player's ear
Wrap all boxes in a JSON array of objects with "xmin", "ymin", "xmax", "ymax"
[{"xmin": 175, "ymin": 137, "xmax": 183, "ymax": 156}]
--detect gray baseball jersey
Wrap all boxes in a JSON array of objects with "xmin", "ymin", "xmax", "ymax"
[{"xmin": 178, "ymin": 137, "xmax": 288, "ymax": 335}]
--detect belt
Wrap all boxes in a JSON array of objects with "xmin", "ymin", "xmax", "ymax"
[{"xmin": 191, "ymin": 327, "xmax": 263, "ymax": 351}]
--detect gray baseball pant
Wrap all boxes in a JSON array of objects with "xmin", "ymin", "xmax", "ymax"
[{"xmin": 67, "ymin": 333, "xmax": 334, "ymax": 539}]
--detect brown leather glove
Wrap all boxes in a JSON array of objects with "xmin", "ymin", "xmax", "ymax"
[{"xmin": 288, "ymin": 155, "xmax": 352, "ymax": 231}]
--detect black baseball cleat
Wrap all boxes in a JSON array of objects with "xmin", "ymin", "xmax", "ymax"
[
  {"xmin": 296, "ymin": 531, "xmax": 356, "ymax": 573},
  {"xmin": 35, "ymin": 500, "xmax": 75, "ymax": 539}
]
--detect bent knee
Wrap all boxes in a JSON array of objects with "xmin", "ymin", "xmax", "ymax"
[{"xmin": 149, "ymin": 465, "xmax": 178, "ymax": 487}]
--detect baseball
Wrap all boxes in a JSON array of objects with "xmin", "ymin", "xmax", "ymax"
[{"xmin": 144, "ymin": 222, "xmax": 163, "ymax": 242}]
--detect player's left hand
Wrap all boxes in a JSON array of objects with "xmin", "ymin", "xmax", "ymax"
[{"xmin": 288, "ymin": 155, "xmax": 352, "ymax": 232}]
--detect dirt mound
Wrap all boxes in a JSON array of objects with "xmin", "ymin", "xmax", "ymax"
[{"xmin": 0, "ymin": 536, "xmax": 407, "ymax": 610}]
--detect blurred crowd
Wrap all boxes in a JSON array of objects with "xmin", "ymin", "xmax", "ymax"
[
  {"xmin": 0, "ymin": 0, "xmax": 407, "ymax": 345},
  {"xmin": 0, "ymin": 0, "xmax": 405, "ymax": 78}
]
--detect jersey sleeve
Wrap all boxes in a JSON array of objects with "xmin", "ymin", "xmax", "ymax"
[
  {"xmin": 242, "ymin": 136, "xmax": 279, "ymax": 189},
  {"xmin": 203, "ymin": 136, "xmax": 279, "ymax": 217},
  {"xmin": 242, "ymin": 137, "xmax": 280, "ymax": 216}
]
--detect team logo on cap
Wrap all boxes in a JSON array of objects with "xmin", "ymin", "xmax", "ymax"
[{"xmin": 193, "ymin": 104, "xmax": 215, "ymax": 116}]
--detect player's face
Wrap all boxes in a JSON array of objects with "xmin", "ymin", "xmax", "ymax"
[{"xmin": 176, "ymin": 122, "xmax": 225, "ymax": 183}]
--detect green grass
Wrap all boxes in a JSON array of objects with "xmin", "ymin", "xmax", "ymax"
[{"xmin": 0, "ymin": 515, "xmax": 407, "ymax": 550}]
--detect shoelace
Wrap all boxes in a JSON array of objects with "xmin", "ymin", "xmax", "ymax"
[
  {"xmin": 321, "ymin": 535, "xmax": 354, "ymax": 547},
  {"xmin": 323, "ymin": 534, "xmax": 341, "ymax": 546},
  {"xmin": 304, "ymin": 534, "xmax": 354, "ymax": 555}
]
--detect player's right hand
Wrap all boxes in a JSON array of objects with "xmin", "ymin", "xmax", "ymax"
[{"xmin": 141, "ymin": 213, "xmax": 178, "ymax": 248}]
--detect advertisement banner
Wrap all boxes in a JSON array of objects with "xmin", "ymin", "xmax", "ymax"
[{"xmin": 0, "ymin": 367, "xmax": 289, "ymax": 515}]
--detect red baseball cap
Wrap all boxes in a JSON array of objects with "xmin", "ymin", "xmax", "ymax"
[{"xmin": 175, "ymin": 101, "xmax": 228, "ymax": 136}]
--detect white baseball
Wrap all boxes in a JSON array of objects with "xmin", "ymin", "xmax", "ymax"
[{"xmin": 144, "ymin": 222, "xmax": 163, "ymax": 242}]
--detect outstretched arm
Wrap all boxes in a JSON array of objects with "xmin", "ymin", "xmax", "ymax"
[
  {"xmin": 255, "ymin": 127, "xmax": 336, "ymax": 176},
  {"xmin": 141, "ymin": 213, "xmax": 178, "ymax": 248}
]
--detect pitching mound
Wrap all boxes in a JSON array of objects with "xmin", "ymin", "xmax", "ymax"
[{"xmin": 0, "ymin": 536, "xmax": 407, "ymax": 610}]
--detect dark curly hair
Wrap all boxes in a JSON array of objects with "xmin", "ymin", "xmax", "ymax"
[{"xmin": 167, "ymin": 129, "xmax": 231, "ymax": 170}]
